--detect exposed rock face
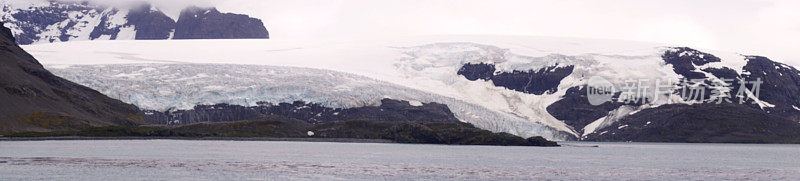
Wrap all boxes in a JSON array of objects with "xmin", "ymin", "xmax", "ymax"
[
  {"xmin": 144, "ymin": 99, "xmax": 459, "ymax": 125},
  {"xmin": 458, "ymin": 62, "xmax": 495, "ymax": 81},
  {"xmin": 173, "ymin": 6, "xmax": 269, "ymax": 39},
  {"xmin": 450, "ymin": 45, "xmax": 800, "ymax": 143},
  {"xmin": 457, "ymin": 62, "xmax": 574, "ymax": 95},
  {"xmin": 546, "ymin": 86, "xmax": 623, "ymax": 130},
  {"xmin": 1, "ymin": 2, "xmax": 269, "ymax": 44},
  {"xmin": 0, "ymin": 22, "xmax": 143, "ymax": 133},
  {"xmin": 741, "ymin": 56, "xmax": 800, "ymax": 114},
  {"xmin": 660, "ymin": 47, "xmax": 800, "ymax": 114},
  {"xmin": 578, "ymin": 47, "xmax": 800, "ymax": 143},
  {"xmin": 583, "ymin": 103, "xmax": 800, "ymax": 143},
  {"xmin": 88, "ymin": 9, "xmax": 122, "ymax": 40},
  {"xmin": 662, "ymin": 47, "xmax": 722, "ymax": 79},
  {"xmin": 125, "ymin": 4, "xmax": 175, "ymax": 40},
  {"xmin": 4, "ymin": 1, "xmax": 97, "ymax": 44}
]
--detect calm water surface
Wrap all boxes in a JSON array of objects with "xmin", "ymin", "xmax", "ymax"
[{"xmin": 1, "ymin": 140, "xmax": 798, "ymax": 180}]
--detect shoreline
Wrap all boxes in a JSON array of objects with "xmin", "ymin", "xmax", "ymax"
[
  {"xmin": 0, "ymin": 136, "xmax": 395, "ymax": 143},
  {"xmin": 3, "ymin": 137, "xmax": 797, "ymax": 145}
]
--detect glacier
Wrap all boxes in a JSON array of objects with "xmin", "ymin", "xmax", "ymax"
[
  {"xmin": 26, "ymin": 36, "xmax": 768, "ymax": 140},
  {"xmin": 48, "ymin": 64, "xmax": 573, "ymax": 140}
]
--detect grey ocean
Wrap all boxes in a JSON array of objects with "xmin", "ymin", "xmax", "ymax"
[{"xmin": 1, "ymin": 140, "xmax": 798, "ymax": 180}]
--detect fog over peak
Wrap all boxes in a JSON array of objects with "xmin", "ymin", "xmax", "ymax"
[{"xmin": 3, "ymin": 0, "xmax": 214, "ymax": 21}]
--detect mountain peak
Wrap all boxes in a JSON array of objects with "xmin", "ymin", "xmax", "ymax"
[
  {"xmin": 173, "ymin": 6, "xmax": 268, "ymax": 39},
  {"xmin": 0, "ymin": 1, "xmax": 269, "ymax": 44},
  {"xmin": 0, "ymin": 21, "xmax": 15, "ymax": 44}
]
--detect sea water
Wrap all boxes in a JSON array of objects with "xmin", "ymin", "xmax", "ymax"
[{"xmin": 1, "ymin": 140, "xmax": 798, "ymax": 180}]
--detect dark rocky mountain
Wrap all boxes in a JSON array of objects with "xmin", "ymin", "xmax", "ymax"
[
  {"xmin": 456, "ymin": 46, "xmax": 800, "ymax": 143},
  {"xmin": 173, "ymin": 6, "xmax": 269, "ymax": 39},
  {"xmin": 582, "ymin": 103, "xmax": 800, "ymax": 143},
  {"xmin": 124, "ymin": 3, "xmax": 175, "ymax": 40},
  {"xmin": 588, "ymin": 49, "xmax": 800, "ymax": 143},
  {"xmin": 457, "ymin": 62, "xmax": 615, "ymax": 132},
  {"xmin": 0, "ymin": 1, "xmax": 269, "ymax": 45},
  {"xmin": 546, "ymin": 86, "xmax": 625, "ymax": 131},
  {"xmin": 3, "ymin": 1, "xmax": 99, "ymax": 44},
  {"xmin": 143, "ymin": 99, "xmax": 459, "ymax": 125},
  {"xmin": 458, "ymin": 62, "xmax": 574, "ymax": 95},
  {"xmin": 0, "ymin": 21, "xmax": 143, "ymax": 133},
  {"xmin": 662, "ymin": 47, "xmax": 723, "ymax": 80}
]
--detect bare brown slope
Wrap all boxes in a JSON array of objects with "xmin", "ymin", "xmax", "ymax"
[{"xmin": 0, "ymin": 22, "xmax": 143, "ymax": 133}]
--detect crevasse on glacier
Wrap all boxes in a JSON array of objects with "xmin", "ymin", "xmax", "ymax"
[{"xmin": 48, "ymin": 63, "xmax": 573, "ymax": 140}]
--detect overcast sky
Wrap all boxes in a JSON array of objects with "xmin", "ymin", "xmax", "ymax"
[{"xmin": 92, "ymin": 0, "xmax": 800, "ymax": 65}]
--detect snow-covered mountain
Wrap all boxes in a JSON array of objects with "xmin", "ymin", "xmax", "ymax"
[
  {"xmin": 26, "ymin": 36, "xmax": 800, "ymax": 142},
  {"xmin": 0, "ymin": 0, "xmax": 268, "ymax": 45}
]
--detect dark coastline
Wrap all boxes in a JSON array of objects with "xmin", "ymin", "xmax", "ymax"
[{"xmin": 0, "ymin": 136, "xmax": 394, "ymax": 143}]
